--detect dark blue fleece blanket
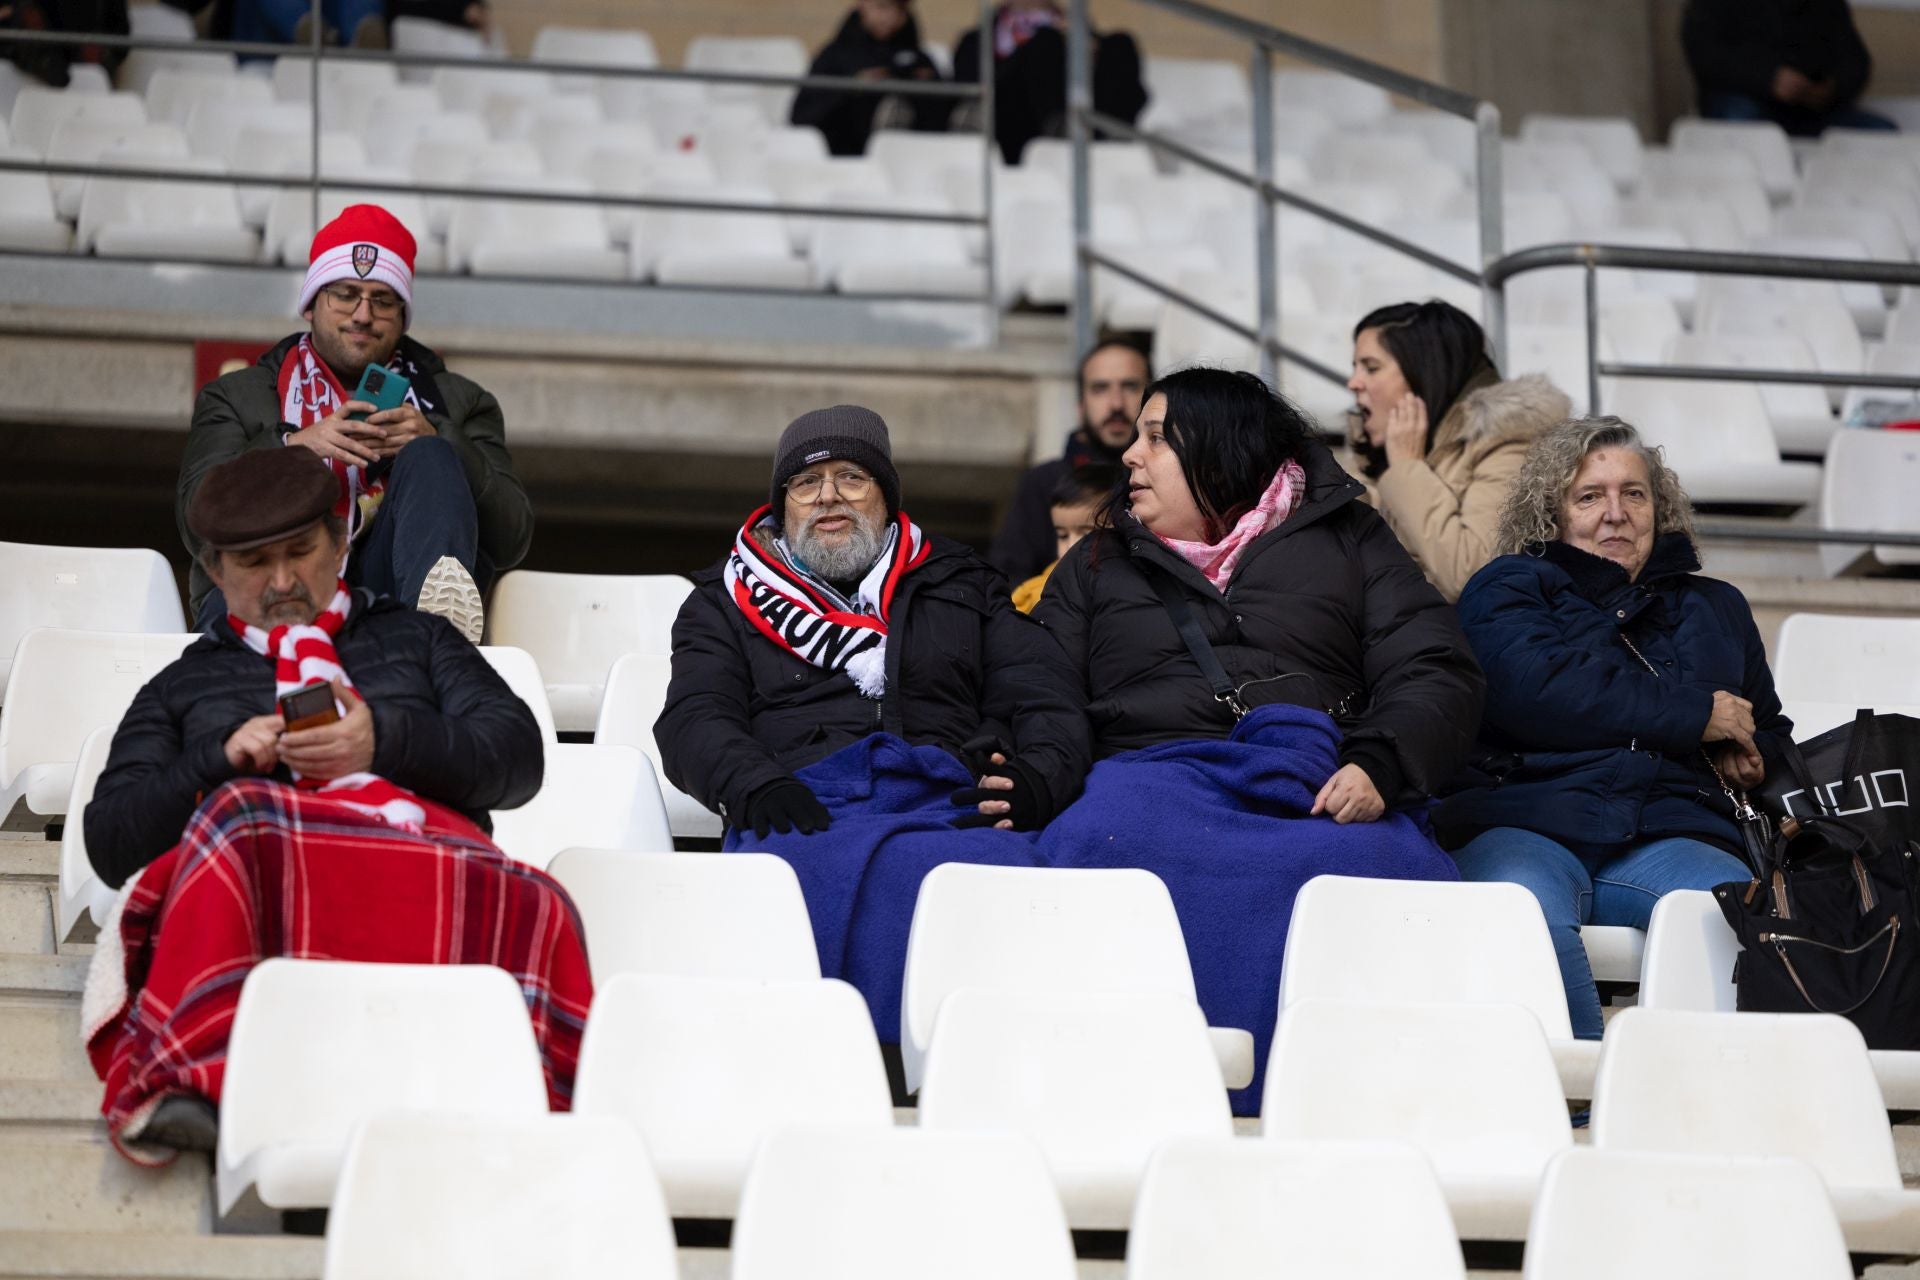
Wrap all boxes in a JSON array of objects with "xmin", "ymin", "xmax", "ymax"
[{"xmin": 723, "ymin": 704, "xmax": 1456, "ymax": 1114}]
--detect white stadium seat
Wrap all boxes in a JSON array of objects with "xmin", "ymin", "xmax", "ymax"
[
  {"xmin": 271, "ymin": 60, "xmax": 401, "ymax": 131},
  {"xmin": 812, "ymin": 192, "xmax": 982, "ymax": 297},
  {"xmin": 53, "ymin": 726, "xmax": 114, "ymax": 943},
  {"xmin": 1137, "ymin": 57, "xmax": 1249, "ymax": 140},
  {"xmin": 867, "ymin": 131, "xmax": 985, "ymax": 197},
  {"xmin": 485, "ymin": 569, "xmax": 691, "ymax": 733},
  {"xmin": 322, "ymin": 1113, "xmax": 677, "ymax": 1280},
  {"xmin": 0, "ymin": 541, "xmax": 183, "ymax": 695},
  {"xmin": 1522, "ymin": 1149, "xmax": 1852, "ymax": 1280},
  {"xmin": 10, "ymin": 86, "xmax": 145, "ymax": 155},
  {"xmin": 1636, "ymin": 889, "xmax": 1737, "ymax": 1013},
  {"xmin": 1776, "ymin": 203, "xmax": 1910, "ymax": 264},
  {"xmin": 546, "ymin": 849, "xmax": 819, "ymax": 983},
  {"xmin": 1263, "ymin": 999, "xmax": 1573, "ymax": 1240},
  {"xmin": 446, "ymin": 172, "xmax": 625, "ymax": 281},
  {"xmin": 75, "ymin": 148, "xmax": 258, "ymax": 261},
  {"xmin": 1670, "ymin": 117, "xmax": 1798, "ymax": 200},
  {"xmin": 1774, "ymin": 612, "xmax": 1920, "ymax": 713},
  {"xmin": 389, "ymin": 14, "xmax": 498, "ymax": 85},
  {"xmin": 0, "ymin": 628, "xmax": 196, "ymax": 830},
  {"xmin": 593, "ymin": 653, "xmax": 719, "ymax": 841},
  {"xmin": 1128, "ymin": 1138, "xmax": 1465, "ymax": 1279},
  {"xmin": 1639, "ymin": 156, "xmax": 1772, "ymax": 240},
  {"xmin": 917, "ymin": 988, "xmax": 1233, "ymax": 1229},
  {"xmin": 45, "ymin": 117, "xmax": 187, "ymax": 219},
  {"xmin": 476, "ymin": 645, "xmax": 558, "ymax": 742},
  {"xmin": 1271, "ymin": 69, "xmax": 1390, "ymax": 123},
  {"xmin": 143, "ymin": 67, "xmax": 270, "ymax": 130},
  {"xmin": 573, "ymin": 974, "xmax": 892, "ymax": 1217},
  {"xmin": 1520, "ymin": 114, "xmax": 1644, "ymax": 191},
  {"xmin": 121, "ymin": 2, "xmax": 234, "ymax": 94},
  {"xmin": 0, "ymin": 144, "xmax": 69, "ymax": 252},
  {"xmin": 487, "ymin": 742, "xmax": 672, "ymax": 871},
  {"xmin": 683, "ymin": 34, "xmax": 808, "ymax": 124},
  {"xmin": 902, "ymin": 863, "xmax": 1255, "ymax": 1095},
  {"xmin": 1662, "ymin": 332, "xmax": 1835, "ymax": 456},
  {"xmin": 228, "ymin": 127, "xmax": 369, "ymax": 230},
  {"xmin": 1815, "ymin": 429, "xmax": 1920, "ymax": 576},
  {"xmin": 217, "ymin": 959, "xmax": 548, "ymax": 1214},
  {"xmin": 632, "ymin": 182, "xmax": 813, "ymax": 291},
  {"xmin": 731, "ymin": 1126, "xmax": 1077, "ymax": 1280},
  {"xmin": 1604, "ymin": 377, "xmax": 1820, "ymax": 507}
]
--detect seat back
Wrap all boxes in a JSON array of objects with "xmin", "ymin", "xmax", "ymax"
[
  {"xmin": 486, "ymin": 570, "xmax": 691, "ymax": 733},
  {"xmin": 916, "ymin": 987, "xmax": 1232, "ymax": 1229},
  {"xmin": 1278, "ymin": 875, "xmax": 1575, "ymax": 1039},
  {"xmin": 573, "ymin": 974, "xmax": 891, "ymax": 1216},
  {"xmin": 0, "ymin": 628, "xmax": 197, "ymax": 791},
  {"xmin": 1521, "ymin": 1148, "xmax": 1851, "ymax": 1280},
  {"xmin": 218, "ymin": 960, "xmax": 549, "ymax": 1211},
  {"xmin": 476, "ymin": 644, "xmax": 557, "ymax": 742},
  {"xmin": 0, "ymin": 542, "xmax": 184, "ymax": 694},
  {"xmin": 322, "ymin": 1113, "xmax": 676, "ymax": 1280},
  {"xmin": 1591, "ymin": 1007, "xmax": 1899, "ymax": 1188},
  {"xmin": 901, "ymin": 863, "xmax": 1200, "ymax": 1092},
  {"xmin": 1262, "ymin": 999, "xmax": 1573, "ymax": 1182},
  {"xmin": 1636, "ymin": 890, "xmax": 1739, "ymax": 1012},
  {"xmin": 11, "ymin": 86, "xmax": 145, "ymax": 154},
  {"xmin": 547, "ymin": 848, "xmax": 819, "ymax": 981},
  {"xmin": 1775, "ymin": 612, "xmax": 1920, "ymax": 708},
  {"xmin": 592, "ymin": 653, "xmax": 718, "ymax": 840},
  {"xmin": 1128, "ymin": 1137, "xmax": 1464, "ymax": 1279},
  {"xmin": 731, "ymin": 1126, "xmax": 1077, "ymax": 1280},
  {"xmin": 1819, "ymin": 430, "xmax": 1920, "ymax": 575},
  {"xmin": 55, "ymin": 725, "xmax": 117, "ymax": 942},
  {"xmin": 488, "ymin": 743, "xmax": 671, "ymax": 871}
]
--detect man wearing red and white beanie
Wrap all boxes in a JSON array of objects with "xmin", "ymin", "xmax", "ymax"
[{"xmin": 178, "ymin": 204, "xmax": 532, "ymax": 643}]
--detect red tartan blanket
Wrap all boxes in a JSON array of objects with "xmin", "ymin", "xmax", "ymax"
[{"xmin": 83, "ymin": 778, "xmax": 593, "ymax": 1165}]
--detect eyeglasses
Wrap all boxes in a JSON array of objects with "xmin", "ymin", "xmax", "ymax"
[
  {"xmin": 318, "ymin": 284, "xmax": 402, "ymax": 317},
  {"xmin": 784, "ymin": 469, "xmax": 873, "ymax": 503}
]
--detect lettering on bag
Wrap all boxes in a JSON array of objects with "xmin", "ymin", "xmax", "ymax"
[{"xmin": 1778, "ymin": 769, "xmax": 1911, "ymax": 819}]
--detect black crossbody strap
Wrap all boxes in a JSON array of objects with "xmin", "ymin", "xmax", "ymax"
[{"xmin": 1143, "ymin": 564, "xmax": 1247, "ymax": 717}]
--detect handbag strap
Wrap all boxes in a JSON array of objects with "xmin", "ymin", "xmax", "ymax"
[{"xmin": 1143, "ymin": 563, "xmax": 1247, "ymax": 717}]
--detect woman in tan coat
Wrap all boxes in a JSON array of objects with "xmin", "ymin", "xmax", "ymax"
[{"xmin": 1346, "ymin": 300, "xmax": 1572, "ymax": 601}]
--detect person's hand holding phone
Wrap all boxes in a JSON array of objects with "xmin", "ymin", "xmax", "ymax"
[
  {"xmin": 277, "ymin": 679, "xmax": 376, "ymax": 780},
  {"xmin": 288, "ymin": 403, "xmax": 386, "ymax": 466},
  {"xmin": 364, "ymin": 403, "xmax": 436, "ymax": 459},
  {"xmin": 224, "ymin": 714, "xmax": 287, "ymax": 775}
]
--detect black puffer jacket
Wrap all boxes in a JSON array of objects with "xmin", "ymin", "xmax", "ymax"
[
  {"xmin": 85, "ymin": 592, "xmax": 545, "ymax": 888},
  {"xmin": 1032, "ymin": 442, "xmax": 1485, "ymax": 801},
  {"xmin": 654, "ymin": 531, "xmax": 1090, "ymax": 824}
]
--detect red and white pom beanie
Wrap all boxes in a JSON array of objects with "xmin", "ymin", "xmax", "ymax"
[{"xmin": 297, "ymin": 203, "xmax": 418, "ymax": 331}]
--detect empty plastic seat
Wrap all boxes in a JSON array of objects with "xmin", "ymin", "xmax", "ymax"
[
  {"xmin": 868, "ymin": 131, "xmax": 986, "ymax": 196},
  {"xmin": 228, "ymin": 127, "xmax": 369, "ymax": 230},
  {"xmin": 1271, "ymin": 69, "xmax": 1389, "ymax": 123},
  {"xmin": 574, "ymin": 974, "xmax": 892, "ymax": 1217},
  {"xmin": 446, "ymin": 172, "xmax": 624, "ymax": 280},
  {"xmin": 1671, "ymin": 117, "xmax": 1797, "ymax": 200},
  {"xmin": 1604, "ymin": 377, "xmax": 1820, "ymax": 507},
  {"xmin": 1776, "ymin": 202, "xmax": 1909, "ymax": 263},
  {"xmin": 1128, "ymin": 1137, "xmax": 1465, "ymax": 1279},
  {"xmin": 683, "ymin": 35, "xmax": 807, "ymax": 123},
  {"xmin": 1022, "ymin": 137, "xmax": 1157, "ymax": 191},
  {"xmin": 1618, "ymin": 193, "xmax": 1745, "ymax": 252},
  {"xmin": 144, "ymin": 67, "xmax": 270, "ymax": 129},
  {"xmin": 120, "ymin": 2, "xmax": 234, "ymax": 94},
  {"xmin": 194, "ymin": 95, "xmax": 306, "ymax": 166},
  {"xmin": 1640, "ymin": 156, "xmax": 1773, "ymax": 240},
  {"xmin": 0, "ymin": 628, "xmax": 197, "ymax": 829},
  {"xmin": 10, "ymin": 86, "xmax": 144, "ymax": 155},
  {"xmin": 429, "ymin": 65, "xmax": 551, "ymax": 116},
  {"xmin": 270, "ymin": 60, "xmax": 400, "ymax": 129},
  {"xmin": 1136, "ymin": 58, "xmax": 1249, "ymax": 139},
  {"xmin": 1522, "ymin": 1148, "xmax": 1852, "ymax": 1280},
  {"xmin": 1520, "ymin": 114, "xmax": 1644, "ymax": 191},
  {"xmin": 218, "ymin": 959, "xmax": 549, "ymax": 1213},
  {"xmin": 546, "ymin": 849, "xmax": 819, "ymax": 983},
  {"xmin": 388, "ymin": 13, "xmax": 497, "ymax": 85},
  {"xmin": 485, "ymin": 90, "xmax": 603, "ymax": 145},
  {"xmin": 632, "ymin": 182, "xmax": 812, "ymax": 290},
  {"xmin": 1506, "ymin": 324, "xmax": 1605, "ymax": 416},
  {"xmin": 76, "ymin": 148, "xmax": 257, "ymax": 260},
  {"xmin": 1263, "ymin": 999, "xmax": 1574, "ymax": 1240},
  {"xmin": 0, "ymin": 543, "xmax": 182, "ymax": 697},
  {"xmin": 1747, "ymin": 231, "xmax": 1886, "ymax": 337},
  {"xmin": 53, "ymin": 725, "xmax": 114, "ymax": 942},
  {"xmin": 1695, "ymin": 288, "xmax": 1864, "ymax": 383},
  {"xmin": 322, "ymin": 1112, "xmax": 677, "ymax": 1280},
  {"xmin": 476, "ymin": 644, "xmax": 557, "ymax": 741},
  {"xmin": 1816, "ymin": 429, "xmax": 1920, "ymax": 575},
  {"xmin": 1592, "ymin": 1007, "xmax": 1920, "ymax": 1252},
  {"xmin": 1663, "ymin": 332, "xmax": 1835, "ymax": 456},
  {"xmin": 902, "ymin": 863, "xmax": 1255, "ymax": 1095},
  {"xmin": 531, "ymin": 25, "xmax": 660, "ymax": 82},
  {"xmin": 1774, "ymin": 612, "xmax": 1920, "ymax": 711},
  {"xmin": 731, "ymin": 1126, "xmax": 1077, "ymax": 1280},
  {"xmin": 44, "ymin": 117, "xmax": 188, "ymax": 218},
  {"xmin": 593, "ymin": 653, "xmax": 719, "ymax": 841},
  {"xmin": 484, "ymin": 569, "xmax": 689, "ymax": 733},
  {"xmin": 1636, "ymin": 889, "xmax": 1736, "ymax": 1013},
  {"xmin": 813, "ymin": 192, "xmax": 982, "ymax": 297},
  {"xmin": 917, "ymin": 988, "xmax": 1233, "ymax": 1229},
  {"xmin": 488, "ymin": 742, "xmax": 672, "ymax": 871}
]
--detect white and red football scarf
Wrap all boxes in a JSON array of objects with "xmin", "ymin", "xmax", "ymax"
[
  {"xmin": 723, "ymin": 506, "xmax": 929, "ymax": 699},
  {"xmin": 275, "ymin": 336, "xmax": 423, "ymax": 542},
  {"xmin": 229, "ymin": 582, "xmax": 427, "ymax": 833}
]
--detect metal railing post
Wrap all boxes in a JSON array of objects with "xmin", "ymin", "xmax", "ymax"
[
  {"xmin": 1251, "ymin": 43, "xmax": 1277, "ymax": 388},
  {"xmin": 1584, "ymin": 259, "xmax": 1601, "ymax": 415},
  {"xmin": 977, "ymin": 0, "xmax": 999, "ymax": 345},
  {"xmin": 308, "ymin": 0, "xmax": 323, "ymax": 231},
  {"xmin": 1473, "ymin": 99, "xmax": 1505, "ymax": 369},
  {"xmin": 1068, "ymin": 0, "xmax": 1094, "ymax": 362}
]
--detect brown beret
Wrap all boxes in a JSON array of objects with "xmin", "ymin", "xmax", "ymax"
[{"xmin": 187, "ymin": 446, "xmax": 341, "ymax": 551}]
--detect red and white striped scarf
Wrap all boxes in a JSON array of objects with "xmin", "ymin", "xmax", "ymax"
[
  {"xmin": 228, "ymin": 582, "xmax": 427, "ymax": 833},
  {"xmin": 722, "ymin": 506, "xmax": 929, "ymax": 699},
  {"xmin": 275, "ymin": 336, "xmax": 403, "ymax": 543}
]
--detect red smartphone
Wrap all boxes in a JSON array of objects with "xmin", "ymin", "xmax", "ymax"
[{"xmin": 278, "ymin": 683, "xmax": 340, "ymax": 732}]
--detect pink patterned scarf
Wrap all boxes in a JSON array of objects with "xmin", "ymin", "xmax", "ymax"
[{"xmin": 1153, "ymin": 459, "xmax": 1307, "ymax": 591}]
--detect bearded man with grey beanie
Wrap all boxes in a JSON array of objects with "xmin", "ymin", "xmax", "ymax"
[{"xmin": 654, "ymin": 405, "xmax": 1090, "ymax": 840}]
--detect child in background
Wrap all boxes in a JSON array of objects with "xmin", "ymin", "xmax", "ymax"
[{"xmin": 1012, "ymin": 462, "xmax": 1120, "ymax": 612}]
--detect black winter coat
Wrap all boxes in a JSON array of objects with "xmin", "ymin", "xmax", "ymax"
[
  {"xmin": 85, "ymin": 592, "xmax": 545, "ymax": 888},
  {"xmin": 1682, "ymin": 0, "xmax": 1872, "ymax": 130},
  {"xmin": 790, "ymin": 8, "xmax": 941, "ymax": 156},
  {"xmin": 1434, "ymin": 534, "xmax": 1792, "ymax": 854},
  {"xmin": 1031, "ymin": 443, "xmax": 1485, "ymax": 801},
  {"xmin": 988, "ymin": 427, "xmax": 1127, "ymax": 583},
  {"xmin": 655, "ymin": 531, "xmax": 1090, "ymax": 825}
]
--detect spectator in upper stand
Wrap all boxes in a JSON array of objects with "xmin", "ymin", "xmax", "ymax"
[
  {"xmin": 178, "ymin": 204, "xmax": 532, "ymax": 642},
  {"xmin": 989, "ymin": 338, "xmax": 1149, "ymax": 583},
  {"xmin": 172, "ymin": 0, "xmax": 485, "ymax": 50},
  {"xmin": 791, "ymin": 0, "xmax": 944, "ymax": 157},
  {"xmin": 1683, "ymin": 0, "xmax": 1895, "ymax": 135},
  {"xmin": 385, "ymin": 0, "xmax": 489, "ymax": 40},
  {"xmin": 0, "ymin": 0, "xmax": 128, "ymax": 87},
  {"xmin": 1345, "ymin": 300, "xmax": 1570, "ymax": 603},
  {"xmin": 951, "ymin": 0, "xmax": 1147, "ymax": 165},
  {"xmin": 1436, "ymin": 416, "xmax": 1792, "ymax": 1039},
  {"xmin": 1011, "ymin": 461, "xmax": 1119, "ymax": 613}
]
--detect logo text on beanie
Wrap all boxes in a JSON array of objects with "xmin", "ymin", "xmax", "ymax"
[
  {"xmin": 803, "ymin": 449, "xmax": 833, "ymax": 464},
  {"xmin": 352, "ymin": 244, "xmax": 379, "ymax": 278}
]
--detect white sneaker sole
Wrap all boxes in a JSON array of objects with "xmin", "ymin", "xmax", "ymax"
[{"xmin": 417, "ymin": 556, "xmax": 484, "ymax": 643}]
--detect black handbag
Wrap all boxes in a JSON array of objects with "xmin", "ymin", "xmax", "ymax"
[
  {"xmin": 1715, "ymin": 733, "xmax": 1920, "ymax": 1050},
  {"xmin": 1756, "ymin": 710, "xmax": 1920, "ymax": 857}
]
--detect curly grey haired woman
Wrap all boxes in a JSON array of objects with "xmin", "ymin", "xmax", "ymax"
[{"xmin": 1435, "ymin": 416, "xmax": 1793, "ymax": 1037}]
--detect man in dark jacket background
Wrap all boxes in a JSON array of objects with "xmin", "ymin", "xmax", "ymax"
[
  {"xmin": 1682, "ymin": 0, "xmax": 1895, "ymax": 135},
  {"xmin": 790, "ymin": 0, "xmax": 944, "ymax": 156},
  {"xmin": 87, "ymin": 446, "xmax": 544, "ymax": 891},
  {"xmin": 655, "ymin": 404, "xmax": 1088, "ymax": 838},
  {"xmin": 988, "ymin": 337, "xmax": 1148, "ymax": 583},
  {"xmin": 177, "ymin": 203, "xmax": 533, "ymax": 642}
]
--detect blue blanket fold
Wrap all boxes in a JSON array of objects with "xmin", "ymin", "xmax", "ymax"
[{"xmin": 723, "ymin": 704, "xmax": 1457, "ymax": 1115}]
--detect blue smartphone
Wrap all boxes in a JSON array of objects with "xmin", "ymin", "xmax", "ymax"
[{"xmin": 346, "ymin": 362, "xmax": 410, "ymax": 422}]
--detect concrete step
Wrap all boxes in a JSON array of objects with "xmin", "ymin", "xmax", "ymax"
[
  {"xmin": 0, "ymin": 998, "xmax": 92, "ymax": 1084},
  {"xmin": 0, "ymin": 954, "xmax": 87, "ymax": 1000},
  {"xmin": 0, "ymin": 1080, "xmax": 99, "ymax": 1130},
  {"xmin": 0, "ymin": 1133, "xmax": 212, "ymax": 1234},
  {"xmin": 0, "ymin": 1231, "xmax": 323, "ymax": 1279},
  {"xmin": 0, "ymin": 880, "xmax": 55, "ymax": 957},
  {"xmin": 0, "ymin": 841, "xmax": 60, "ymax": 879}
]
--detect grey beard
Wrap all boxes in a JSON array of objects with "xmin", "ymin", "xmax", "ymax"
[{"xmin": 789, "ymin": 512, "xmax": 885, "ymax": 585}]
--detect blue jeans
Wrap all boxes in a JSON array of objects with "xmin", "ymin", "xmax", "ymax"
[
  {"xmin": 196, "ymin": 436, "xmax": 483, "ymax": 629},
  {"xmin": 1700, "ymin": 90, "xmax": 1897, "ymax": 134},
  {"xmin": 1452, "ymin": 827, "xmax": 1750, "ymax": 1039},
  {"xmin": 232, "ymin": 0, "xmax": 385, "ymax": 43}
]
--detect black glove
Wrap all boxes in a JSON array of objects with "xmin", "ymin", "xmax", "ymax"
[
  {"xmin": 955, "ymin": 731, "xmax": 1011, "ymax": 780},
  {"xmin": 951, "ymin": 756, "xmax": 1054, "ymax": 832},
  {"xmin": 740, "ymin": 779, "xmax": 832, "ymax": 839}
]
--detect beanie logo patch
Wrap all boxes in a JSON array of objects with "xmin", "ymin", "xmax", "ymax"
[
  {"xmin": 351, "ymin": 244, "xmax": 379, "ymax": 278},
  {"xmin": 803, "ymin": 449, "xmax": 833, "ymax": 464}
]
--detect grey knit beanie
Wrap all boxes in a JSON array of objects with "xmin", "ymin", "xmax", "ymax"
[{"xmin": 769, "ymin": 404, "xmax": 901, "ymax": 515}]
